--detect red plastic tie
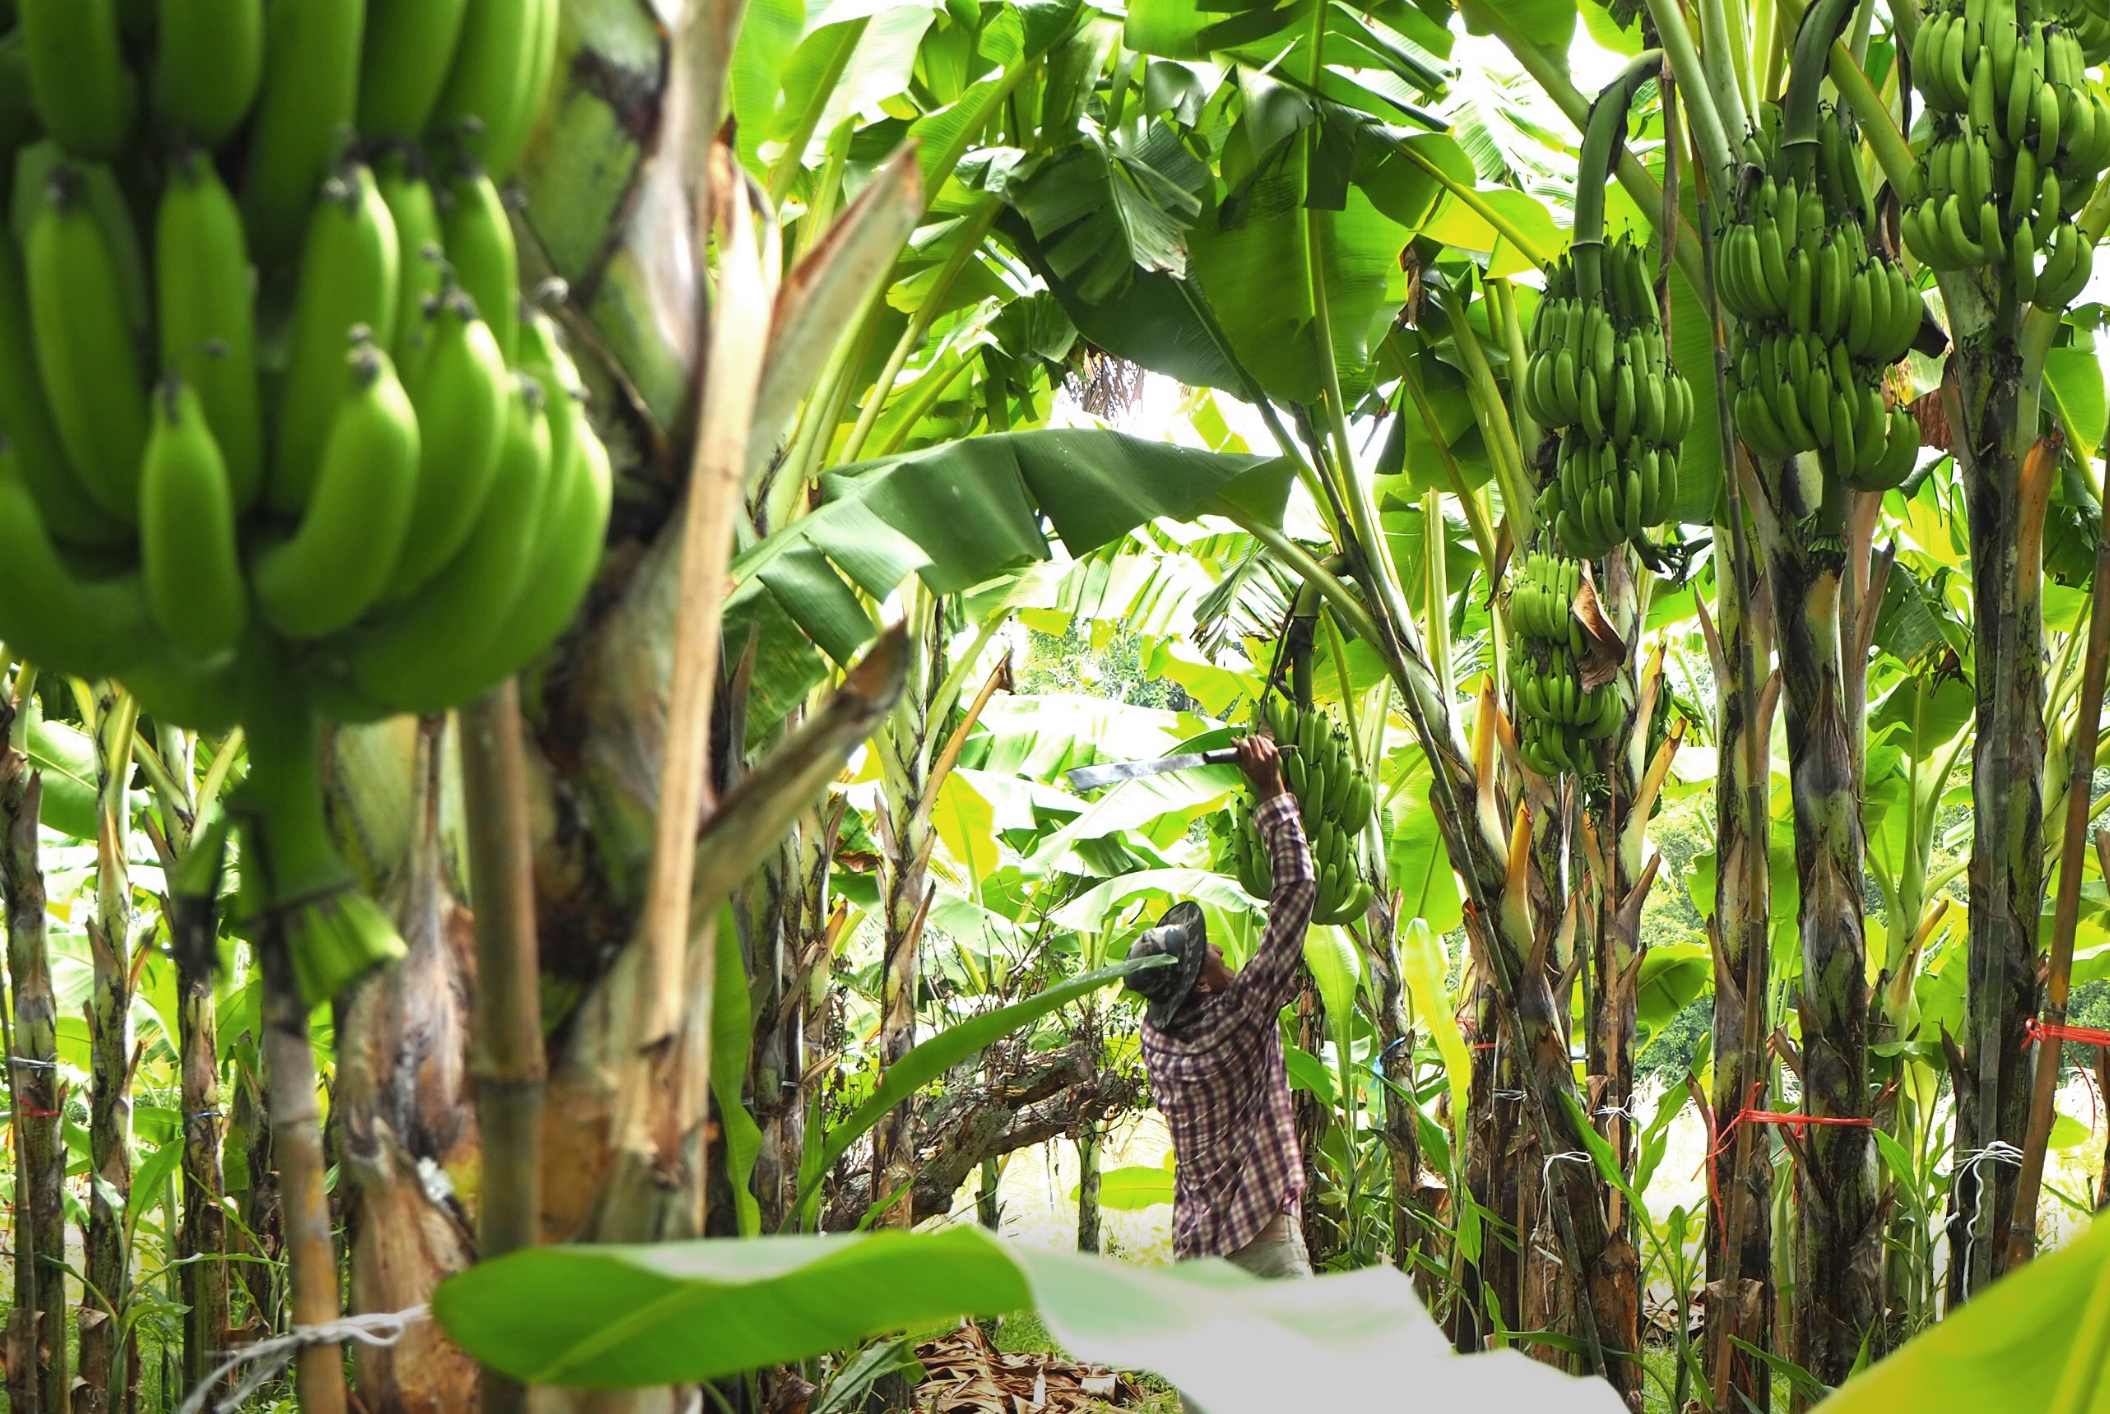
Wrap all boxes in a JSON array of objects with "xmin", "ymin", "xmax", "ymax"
[
  {"xmin": 2025, "ymin": 1017, "xmax": 2110, "ymax": 1050},
  {"xmin": 13, "ymin": 1103, "xmax": 62, "ymax": 1119},
  {"xmin": 1699, "ymin": 1086, "xmax": 1874, "ymax": 1235}
]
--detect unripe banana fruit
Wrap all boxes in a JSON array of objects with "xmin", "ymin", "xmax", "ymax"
[
  {"xmin": 157, "ymin": 150, "xmax": 264, "ymax": 510},
  {"xmin": 19, "ymin": 0, "xmax": 138, "ymax": 161},
  {"xmin": 1220, "ymin": 697, "xmax": 1376, "ymax": 925},
  {"xmin": 385, "ymin": 288, "xmax": 509, "ymax": 598},
  {"xmin": 141, "ymin": 379, "xmax": 248, "ymax": 661},
  {"xmin": 25, "ymin": 165, "xmax": 148, "ymax": 522},
  {"xmin": 0, "ymin": 434, "xmax": 159, "ymax": 681},
  {"xmin": 1907, "ymin": 0, "xmax": 2110, "ymax": 317},
  {"xmin": 1525, "ymin": 234, "xmax": 1689, "ymax": 556},
  {"xmin": 269, "ymin": 164, "xmax": 401, "ymax": 515},
  {"xmin": 253, "ymin": 344, "xmax": 420, "ymax": 639},
  {"xmin": 0, "ymin": 0, "xmax": 585, "ymax": 1003},
  {"xmin": 1720, "ymin": 106, "xmax": 1924, "ymax": 492}
]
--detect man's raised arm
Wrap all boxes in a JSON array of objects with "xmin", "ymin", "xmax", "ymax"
[{"xmin": 1227, "ymin": 736, "xmax": 1316, "ymax": 1017}]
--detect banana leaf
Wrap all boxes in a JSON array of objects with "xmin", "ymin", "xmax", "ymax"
[
  {"xmin": 434, "ymin": 1222, "xmax": 1628, "ymax": 1411},
  {"xmin": 726, "ymin": 431, "xmax": 1295, "ymax": 740},
  {"xmin": 1814, "ymin": 1216, "xmax": 2110, "ymax": 1413}
]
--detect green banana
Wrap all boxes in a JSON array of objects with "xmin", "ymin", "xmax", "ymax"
[
  {"xmin": 242, "ymin": 0, "xmax": 368, "ymax": 264},
  {"xmin": 430, "ymin": 0, "xmax": 558, "ymax": 179},
  {"xmin": 141, "ymin": 378, "xmax": 247, "ymax": 661},
  {"xmin": 348, "ymin": 374, "xmax": 553, "ymax": 711},
  {"xmin": 253, "ymin": 344, "xmax": 421, "ymax": 639},
  {"xmin": 0, "ymin": 209, "xmax": 130, "ymax": 548},
  {"xmin": 10, "ymin": 140, "xmax": 149, "ymax": 340},
  {"xmin": 0, "ymin": 434, "xmax": 157, "ymax": 680},
  {"xmin": 358, "ymin": 0, "xmax": 473, "ymax": 140},
  {"xmin": 269, "ymin": 164, "xmax": 401, "ymax": 515},
  {"xmin": 374, "ymin": 155, "xmax": 449, "ymax": 374},
  {"xmin": 386, "ymin": 290, "xmax": 509, "ymax": 597},
  {"xmin": 152, "ymin": 0, "xmax": 265, "ymax": 144},
  {"xmin": 442, "ymin": 166, "xmax": 521, "ymax": 363},
  {"xmin": 19, "ymin": 0, "xmax": 137, "ymax": 160},
  {"xmin": 0, "ymin": 33, "xmax": 38, "ymax": 182},
  {"xmin": 24, "ymin": 166, "xmax": 147, "ymax": 522},
  {"xmin": 157, "ymin": 149, "xmax": 263, "ymax": 510}
]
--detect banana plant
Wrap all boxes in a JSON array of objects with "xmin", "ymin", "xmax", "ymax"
[{"xmin": 0, "ymin": 673, "xmax": 66, "ymax": 1414}]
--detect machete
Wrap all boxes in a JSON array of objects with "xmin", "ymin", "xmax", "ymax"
[{"xmin": 1064, "ymin": 743, "xmax": 1296, "ymax": 791}]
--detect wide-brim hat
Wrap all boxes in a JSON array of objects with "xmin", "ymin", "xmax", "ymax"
[{"xmin": 1125, "ymin": 900, "xmax": 1208, "ymax": 1029}]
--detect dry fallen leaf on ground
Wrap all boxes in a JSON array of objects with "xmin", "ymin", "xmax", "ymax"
[{"xmin": 915, "ymin": 1322, "xmax": 1145, "ymax": 1412}]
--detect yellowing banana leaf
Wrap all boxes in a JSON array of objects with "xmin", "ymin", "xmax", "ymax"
[
  {"xmin": 931, "ymin": 769, "xmax": 1001, "ymax": 893},
  {"xmin": 1815, "ymin": 1216, "xmax": 2110, "ymax": 1414},
  {"xmin": 1070, "ymin": 1164, "xmax": 1175, "ymax": 1209},
  {"xmin": 1400, "ymin": 918, "xmax": 1470, "ymax": 1134}
]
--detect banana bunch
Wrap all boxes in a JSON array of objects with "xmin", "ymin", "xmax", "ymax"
[
  {"xmin": 1521, "ymin": 237, "xmax": 1693, "ymax": 559},
  {"xmin": 1907, "ymin": 0, "xmax": 2109, "ymax": 311},
  {"xmin": 1220, "ymin": 696, "xmax": 1377, "ymax": 927},
  {"xmin": 1505, "ymin": 551, "xmax": 1622, "ymax": 774},
  {"xmin": 2069, "ymin": 0, "xmax": 2110, "ymax": 61},
  {"xmin": 1717, "ymin": 111, "xmax": 1926, "ymax": 490},
  {"xmin": 0, "ymin": 0, "xmax": 594, "ymax": 1005}
]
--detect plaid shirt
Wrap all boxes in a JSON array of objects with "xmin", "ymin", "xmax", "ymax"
[{"xmin": 1141, "ymin": 792, "xmax": 1316, "ymax": 1259}]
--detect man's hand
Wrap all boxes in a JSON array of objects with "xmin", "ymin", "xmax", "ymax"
[{"xmin": 1235, "ymin": 733, "xmax": 1287, "ymax": 800}]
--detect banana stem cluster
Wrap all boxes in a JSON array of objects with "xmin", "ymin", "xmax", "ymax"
[
  {"xmin": 1719, "ymin": 110, "xmax": 1926, "ymax": 492},
  {"xmin": 0, "ymin": 0, "xmax": 601, "ymax": 1005},
  {"xmin": 1523, "ymin": 241, "xmax": 1695, "ymax": 557},
  {"xmin": 1905, "ymin": 0, "xmax": 2110, "ymax": 307},
  {"xmin": 1507, "ymin": 553, "xmax": 1624, "ymax": 774},
  {"xmin": 1221, "ymin": 695, "xmax": 1376, "ymax": 925}
]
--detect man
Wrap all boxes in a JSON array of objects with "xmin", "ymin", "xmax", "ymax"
[{"xmin": 1127, "ymin": 733, "xmax": 1317, "ymax": 1279}]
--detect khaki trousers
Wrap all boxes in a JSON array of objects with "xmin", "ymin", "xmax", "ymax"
[
  {"xmin": 1223, "ymin": 1210, "xmax": 1313, "ymax": 1280},
  {"xmin": 1182, "ymin": 1212, "xmax": 1310, "ymax": 1412}
]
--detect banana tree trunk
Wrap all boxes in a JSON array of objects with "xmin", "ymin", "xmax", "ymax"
[
  {"xmin": 1767, "ymin": 528, "xmax": 1881, "ymax": 1382},
  {"xmin": 1583, "ymin": 559, "xmax": 1651, "ymax": 1382},
  {"xmin": 1360, "ymin": 906, "xmax": 1426, "ymax": 1274},
  {"xmin": 228, "ymin": 1050, "xmax": 283, "ymax": 1334},
  {"xmin": 330, "ymin": 718, "xmax": 481, "ymax": 1414},
  {"xmin": 1076, "ymin": 1123, "xmax": 1103, "ymax": 1254},
  {"xmin": 155, "ymin": 725, "xmax": 231, "ymax": 1411},
  {"xmin": 1289, "ymin": 539, "xmax": 1640, "ymax": 1403},
  {"xmin": 1947, "ymin": 355, "xmax": 2049, "ymax": 1297},
  {"xmin": 1454, "ymin": 977, "xmax": 1515, "ymax": 1351},
  {"xmin": 1293, "ymin": 979, "xmax": 1330, "ymax": 1264},
  {"xmin": 2098, "ymin": 1046, "xmax": 2110, "ymax": 1211},
  {"xmin": 873, "ymin": 593, "xmax": 942, "ymax": 1231},
  {"xmin": 2, "ymin": 700, "xmax": 66, "ymax": 1414},
  {"xmin": 176, "ymin": 910, "xmax": 229, "ymax": 1403},
  {"xmin": 1517, "ymin": 771, "xmax": 1573, "ymax": 1367},
  {"xmin": 1703, "ymin": 536, "xmax": 1775, "ymax": 1413},
  {"xmin": 258, "ymin": 929, "xmax": 348, "ymax": 1414},
  {"xmin": 748, "ymin": 845, "xmax": 800, "ymax": 1230},
  {"xmin": 79, "ymin": 689, "xmax": 137, "ymax": 1414}
]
